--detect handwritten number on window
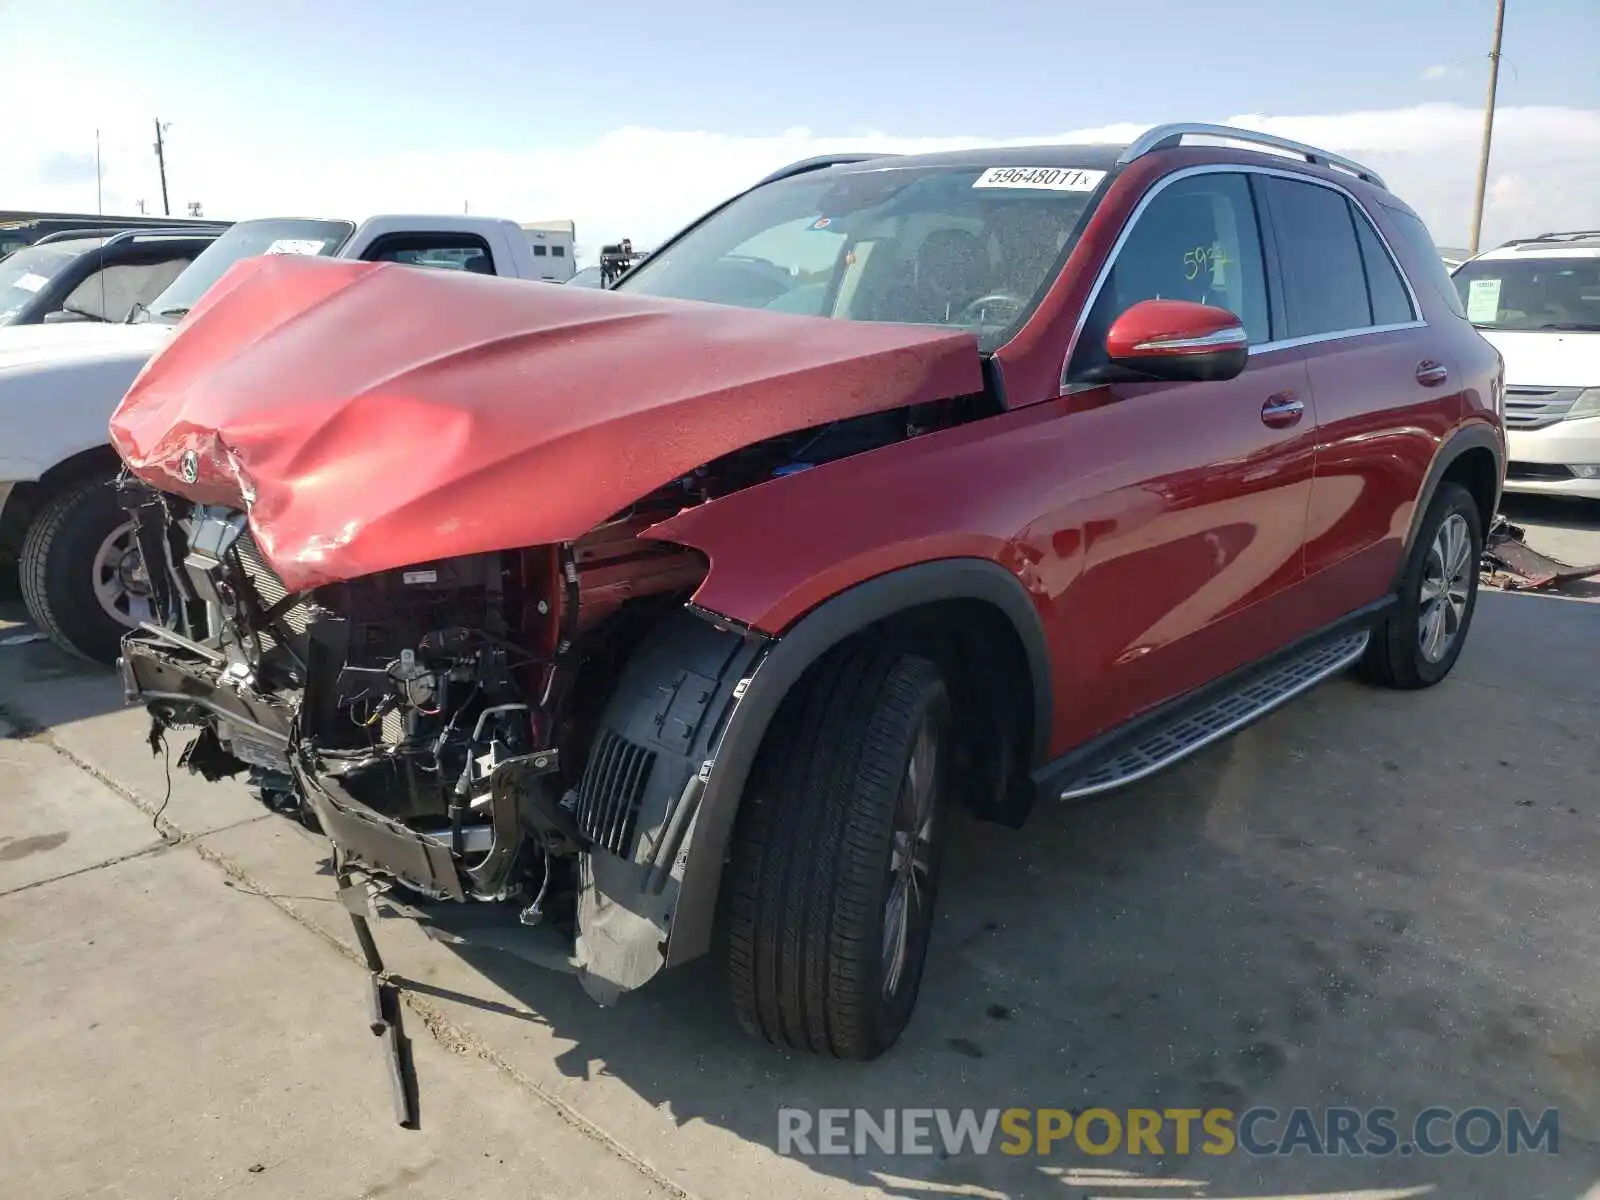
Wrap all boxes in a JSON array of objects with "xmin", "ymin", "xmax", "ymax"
[{"xmin": 1183, "ymin": 242, "xmax": 1232, "ymax": 285}]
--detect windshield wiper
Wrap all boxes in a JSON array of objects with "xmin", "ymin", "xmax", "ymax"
[
  {"xmin": 61, "ymin": 305, "xmax": 110, "ymax": 323},
  {"xmin": 154, "ymin": 306, "xmax": 191, "ymax": 319},
  {"xmin": 1539, "ymin": 322, "xmax": 1600, "ymax": 331}
]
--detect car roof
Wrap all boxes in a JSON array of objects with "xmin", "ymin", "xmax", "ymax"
[{"xmin": 1471, "ymin": 231, "xmax": 1600, "ymax": 262}]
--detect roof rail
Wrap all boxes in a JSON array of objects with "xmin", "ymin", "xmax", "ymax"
[
  {"xmin": 1506, "ymin": 229, "xmax": 1600, "ymax": 246},
  {"xmin": 751, "ymin": 153, "xmax": 900, "ymax": 189},
  {"xmin": 30, "ymin": 225, "xmax": 227, "ymax": 248},
  {"xmin": 1118, "ymin": 123, "xmax": 1387, "ymax": 189}
]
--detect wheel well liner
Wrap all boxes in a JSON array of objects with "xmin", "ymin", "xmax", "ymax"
[
  {"xmin": 664, "ymin": 557, "xmax": 1050, "ymax": 968},
  {"xmin": 1, "ymin": 445, "xmax": 121, "ymax": 561},
  {"xmin": 1394, "ymin": 423, "xmax": 1503, "ymax": 589}
]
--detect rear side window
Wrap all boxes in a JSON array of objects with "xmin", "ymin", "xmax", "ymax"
[
  {"xmin": 364, "ymin": 233, "xmax": 496, "ymax": 275},
  {"xmin": 1381, "ymin": 205, "xmax": 1468, "ymax": 319},
  {"xmin": 1352, "ymin": 209, "xmax": 1415, "ymax": 325},
  {"xmin": 1265, "ymin": 177, "xmax": 1370, "ymax": 336},
  {"xmin": 62, "ymin": 257, "xmax": 193, "ymax": 323}
]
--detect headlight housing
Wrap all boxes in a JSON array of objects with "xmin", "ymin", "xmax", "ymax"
[{"xmin": 1568, "ymin": 388, "xmax": 1600, "ymax": 420}]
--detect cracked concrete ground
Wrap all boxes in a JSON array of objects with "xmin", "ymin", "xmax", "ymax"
[{"xmin": 0, "ymin": 495, "xmax": 1597, "ymax": 1200}]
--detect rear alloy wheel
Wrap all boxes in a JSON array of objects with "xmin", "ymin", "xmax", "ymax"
[
  {"xmin": 20, "ymin": 476, "xmax": 154, "ymax": 665},
  {"xmin": 724, "ymin": 644, "xmax": 952, "ymax": 1061},
  {"xmin": 1359, "ymin": 481, "xmax": 1483, "ymax": 689}
]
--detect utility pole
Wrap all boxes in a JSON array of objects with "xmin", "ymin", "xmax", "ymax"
[
  {"xmin": 153, "ymin": 118, "xmax": 171, "ymax": 216},
  {"xmin": 1468, "ymin": 0, "xmax": 1507, "ymax": 255}
]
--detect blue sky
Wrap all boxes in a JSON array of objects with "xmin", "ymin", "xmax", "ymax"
[
  {"xmin": 12, "ymin": 0, "xmax": 1598, "ymax": 140},
  {"xmin": 4, "ymin": 0, "xmax": 1597, "ymax": 253}
]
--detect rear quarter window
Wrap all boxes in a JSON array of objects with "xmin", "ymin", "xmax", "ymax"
[{"xmin": 1381, "ymin": 205, "xmax": 1467, "ymax": 320}]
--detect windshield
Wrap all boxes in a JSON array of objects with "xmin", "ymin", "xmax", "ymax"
[
  {"xmin": 615, "ymin": 164, "xmax": 1102, "ymax": 350},
  {"xmin": 137, "ymin": 218, "xmax": 353, "ymax": 323},
  {"xmin": 1453, "ymin": 256, "xmax": 1600, "ymax": 332},
  {"xmin": 0, "ymin": 243, "xmax": 82, "ymax": 324}
]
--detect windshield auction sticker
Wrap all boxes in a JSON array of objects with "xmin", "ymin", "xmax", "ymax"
[
  {"xmin": 1466, "ymin": 278, "xmax": 1502, "ymax": 323},
  {"xmin": 11, "ymin": 272, "xmax": 48, "ymax": 293},
  {"xmin": 264, "ymin": 239, "xmax": 328, "ymax": 256},
  {"xmin": 972, "ymin": 167, "xmax": 1106, "ymax": 192}
]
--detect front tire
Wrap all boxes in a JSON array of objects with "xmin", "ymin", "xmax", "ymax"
[
  {"xmin": 724, "ymin": 644, "xmax": 952, "ymax": 1060},
  {"xmin": 1359, "ymin": 482, "xmax": 1483, "ymax": 689},
  {"xmin": 19, "ymin": 476, "xmax": 154, "ymax": 665}
]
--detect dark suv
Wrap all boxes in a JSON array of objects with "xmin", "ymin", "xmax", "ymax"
[
  {"xmin": 111, "ymin": 123, "xmax": 1503, "ymax": 1061},
  {"xmin": 0, "ymin": 228, "xmax": 223, "ymax": 327}
]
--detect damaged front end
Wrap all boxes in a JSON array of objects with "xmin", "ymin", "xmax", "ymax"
[{"xmin": 117, "ymin": 474, "xmax": 765, "ymax": 1002}]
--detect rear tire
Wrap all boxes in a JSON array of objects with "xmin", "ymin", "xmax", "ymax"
[
  {"xmin": 19, "ymin": 476, "xmax": 149, "ymax": 666},
  {"xmin": 724, "ymin": 643, "xmax": 952, "ymax": 1060},
  {"xmin": 1359, "ymin": 482, "xmax": 1482, "ymax": 689}
]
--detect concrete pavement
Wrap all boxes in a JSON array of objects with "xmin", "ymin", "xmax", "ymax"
[{"xmin": 0, "ymin": 497, "xmax": 1596, "ymax": 1199}]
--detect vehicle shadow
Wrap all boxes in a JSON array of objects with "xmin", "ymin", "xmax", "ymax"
[
  {"xmin": 0, "ymin": 608, "xmax": 126, "ymax": 733},
  {"xmin": 403, "ymin": 672, "xmax": 1600, "ymax": 1199}
]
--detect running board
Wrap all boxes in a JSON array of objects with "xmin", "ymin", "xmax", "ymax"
[{"xmin": 1057, "ymin": 630, "xmax": 1370, "ymax": 800}]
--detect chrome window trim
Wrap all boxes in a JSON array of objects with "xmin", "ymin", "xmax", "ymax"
[
  {"xmin": 1060, "ymin": 163, "xmax": 1427, "ymax": 390},
  {"xmin": 1248, "ymin": 321, "xmax": 1427, "ymax": 356}
]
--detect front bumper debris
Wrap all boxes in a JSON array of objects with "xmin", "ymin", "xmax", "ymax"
[{"xmin": 1482, "ymin": 517, "xmax": 1600, "ymax": 592}]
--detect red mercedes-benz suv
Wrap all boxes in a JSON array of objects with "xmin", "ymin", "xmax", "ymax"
[{"xmin": 110, "ymin": 123, "xmax": 1503, "ymax": 1062}]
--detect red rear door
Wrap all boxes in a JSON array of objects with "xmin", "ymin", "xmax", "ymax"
[{"xmin": 1259, "ymin": 176, "xmax": 1463, "ymax": 626}]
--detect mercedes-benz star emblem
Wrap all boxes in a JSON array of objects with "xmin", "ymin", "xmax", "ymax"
[{"xmin": 179, "ymin": 451, "xmax": 199, "ymax": 484}]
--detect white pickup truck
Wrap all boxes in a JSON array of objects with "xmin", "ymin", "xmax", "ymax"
[{"xmin": 0, "ymin": 213, "xmax": 547, "ymax": 662}]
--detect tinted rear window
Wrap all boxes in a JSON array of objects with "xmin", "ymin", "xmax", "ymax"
[
  {"xmin": 1382, "ymin": 205, "xmax": 1467, "ymax": 319},
  {"xmin": 1352, "ymin": 209, "xmax": 1415, "ymax": 325},
  {"xmin": 1266, "ymin": 177, "xmax": 1370, "ymax": 337}
]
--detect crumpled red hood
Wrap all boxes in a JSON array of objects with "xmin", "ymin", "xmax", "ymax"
[{"xmin": 109, "ymin": 254, "xmax": 982, "ymax": 591}]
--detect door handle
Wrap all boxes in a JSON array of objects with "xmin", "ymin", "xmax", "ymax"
[
  {"xmin": 1416, "ymin": 360, "xmax": 1450, "ymax": 387},
  {"xmin": 1261, "ymin": 391, "xmax": 1304, "ymax": 428}
]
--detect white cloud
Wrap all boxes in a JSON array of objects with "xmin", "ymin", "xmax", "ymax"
[
  {"xmin": 1421, "ymin": 64, "xmax": 1452, "ymax": 81},
  {"xmin": 4, "ymin": 101, "xmax": 1597, "ymax": 263}
]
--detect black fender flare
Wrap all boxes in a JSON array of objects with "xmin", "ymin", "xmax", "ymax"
[
  {"xmin": 1394, "ymin": 422, "xmax": 1504, "ymax": 588},
  {"xmin": 664, "ymin": 556, "xmax": 1052, "ymax": 967}
]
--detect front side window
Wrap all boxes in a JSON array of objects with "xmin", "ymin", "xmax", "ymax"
[
  {"xmin": 0, "ymin": 242, "xmax": 80, "ymax": 324},
  {"xmin": 138, "ymin": 218, "xmax": 353, "ymax": 323},
  {"xmin": 616, "ymin": 164, "xmax": 1103, "ymax": 350},
  {"xmin": 1450, "ymin": 256, "xmax": 1600, "ymax": 332},
  {"xmin": 1266, "ymin": 177, "xmax": 1371, "ymax": 337},
  {"xmin": 1069, "ymin": 171, "xmax": 1269, "ymax": 379}
]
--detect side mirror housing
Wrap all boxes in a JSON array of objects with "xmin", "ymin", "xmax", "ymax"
[{"xmin": 1104, "ymin": 299, "xmax": 1249, "ymax": 383}]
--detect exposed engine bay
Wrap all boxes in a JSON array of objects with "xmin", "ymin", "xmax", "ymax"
[{"xmin": 115, "ymin": 402, "xmax": 984, "ymax": 1000}]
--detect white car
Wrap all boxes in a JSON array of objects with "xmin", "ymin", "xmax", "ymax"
[
  {"xmin": 1451, "ymin": 231, "xmax": 1600, "ymax": 500},
  {"xmin": 1, "ymin": 213, "xmax": 546, "ymax": 663}
]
